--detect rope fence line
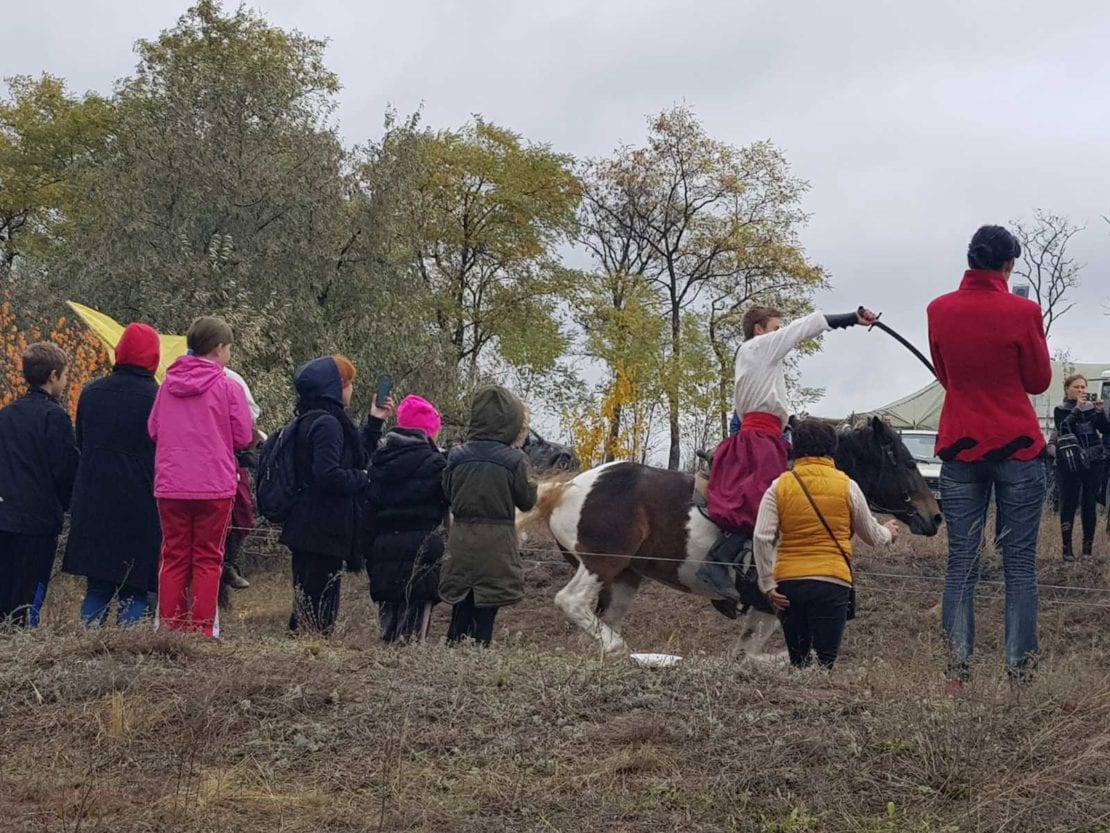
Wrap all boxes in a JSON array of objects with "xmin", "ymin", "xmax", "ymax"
[{"xmin": 229, "ymin": 526, "xmax": 1110, "ymax": 609}]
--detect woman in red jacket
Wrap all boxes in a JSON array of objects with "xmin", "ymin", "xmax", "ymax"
[{"xmin": 927, "ymin": 225, "xmax": 1052, "ymax": 688}]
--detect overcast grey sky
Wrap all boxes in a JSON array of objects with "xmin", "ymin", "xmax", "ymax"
[{"xmin": 8, "ymin": 0, "xmax": 1110, "ymax": 419}]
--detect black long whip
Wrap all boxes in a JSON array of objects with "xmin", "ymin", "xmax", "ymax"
[{"xmin": 862, "ymin": 310, "xmax": 937, "ymax": 379}]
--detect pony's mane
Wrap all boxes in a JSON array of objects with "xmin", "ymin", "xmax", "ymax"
[{"xmin": 837, "ymin": 417, "xmax": 895, "ymax": 451}]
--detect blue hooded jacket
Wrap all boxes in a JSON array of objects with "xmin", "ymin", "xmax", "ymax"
[
  {"xmin": 278, "ymin": 357, "xmax": 381, "ymax": 564},
  {"xmin": 294, "ymin": 357, "xmax": 345, "ymax": 409}
]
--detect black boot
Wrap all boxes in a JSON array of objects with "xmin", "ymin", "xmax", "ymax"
[
  {"xmin": 1062, "ymin": 524, "xmax": 1075, "ymax": 562},
  {"xmin": 222, "ymin": 534, "xmax": 250, "ymax": 589},
  {"xmin": 698, "ymin": 533, "xmax": 743, "ymax": 604},
  {"xmin": 1082, "ymin": 539, "xmax": 1093, "ymax": 558},
  {"xmin": 223, "ymin": 563, "xmax": 250, "ymax": 590}
]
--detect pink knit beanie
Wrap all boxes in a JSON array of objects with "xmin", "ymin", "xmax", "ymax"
[{"xmin": 396, "ymin": 395, "xmax": 442, "ymax": 439}]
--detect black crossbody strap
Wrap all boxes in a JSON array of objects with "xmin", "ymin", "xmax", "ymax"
[{"xmin": 789, "ymin": 470, "xmax": 853, "ymax": 581}]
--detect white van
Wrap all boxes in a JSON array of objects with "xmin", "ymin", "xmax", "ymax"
[{"xmin": 898, "ymin": 430, "xmax": 941, "ymax": 502}]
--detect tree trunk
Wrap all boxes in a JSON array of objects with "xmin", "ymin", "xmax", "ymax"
[
  {"xmin": 667, "ymin": 396, "xmax": 681, "ymax": 470},
  {"xmin": 708, "ymin": 316, "xmax": 731, "ymax": 442},
  {"xmin": 603, "ymin": 400, "xmax": 622, "ymax": 464},
  {"xmin": 667, "ymin": 300, "xmax": 682, "ymax": 470}
]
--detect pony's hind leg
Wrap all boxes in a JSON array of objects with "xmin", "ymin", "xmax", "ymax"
[
  {"xmin": 736, "ymin": 609, "xmax": 783, "ymax": 659},
  {"xmin": 600, "ymin": 569, "xmax": 642, "ymax": 631},
  {"xmin": 555, "ymin": 563, "xmax": 627, "ymax": 655}
]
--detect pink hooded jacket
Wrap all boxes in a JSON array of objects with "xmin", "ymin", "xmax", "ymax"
[{"xmin": 148, "ymin": 356, "xmax": 254, "ymax": 500}]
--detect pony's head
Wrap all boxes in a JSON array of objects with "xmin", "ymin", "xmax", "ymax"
[{"xmin": 835, "ymin": 417, "xmax": 942, "ymax": 536}]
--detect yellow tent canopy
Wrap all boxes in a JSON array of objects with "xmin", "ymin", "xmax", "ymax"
[{"xmin": 66, "ymin": 302, "xmax": 187, "ymax": 383}]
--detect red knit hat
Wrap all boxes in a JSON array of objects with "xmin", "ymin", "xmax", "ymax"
[
  {"xmin": 115, "ymin": 322, "xmax": 161, "ymax": 374},
  {"xmin": 396, "ymin": 395, "xmax": 442, "ymax": 439}
]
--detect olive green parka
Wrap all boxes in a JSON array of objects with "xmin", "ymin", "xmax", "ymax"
[{"xmin": 439, "ymin": 386, "xmax": 537, "ymax": 607}]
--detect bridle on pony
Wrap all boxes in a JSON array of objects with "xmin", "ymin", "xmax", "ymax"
[{"xmin": 859, "ymin": 433, "xmax": 918, "ymax": 519}]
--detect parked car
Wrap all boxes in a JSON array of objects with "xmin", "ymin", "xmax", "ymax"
[
  {"xmin": 522, "ymin": 429, "xmax": 580, "ymax": 473},
  {"xmin": 898, "ymin": 429, "xmax": 941, "ymax": 502}
]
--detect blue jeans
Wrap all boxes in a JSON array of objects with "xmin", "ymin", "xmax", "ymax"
[
  {"xmin": 80, "ymin": 578, "xmax": 151, "ymax": 626},
  {"xmin": 940, "ymin": 459, "xmax": 1045, "ymax": 677}
]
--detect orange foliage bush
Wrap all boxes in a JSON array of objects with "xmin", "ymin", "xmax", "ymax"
[{"xmin": 0, "ymin": 295, "xmax": 109, "ymax": 417}]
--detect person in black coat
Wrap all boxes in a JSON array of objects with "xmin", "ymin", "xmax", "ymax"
[
  {"xmin": 366, "ymin": 395, "xmax": 449, "ymax": 644},
  {"xmin": 1051, "ymin": 374, "xmax": 1110, "ymax": 560},
  {"xmin": 62, "ymin": 324, "xmax": 162, "ymax": 625},
  {"xmin": 278, "ymin": 355, "xmax": 390, "ymax": 635},
  {"xmin": 0, "ymin": 342, "xmax": 79, "ymax": 626}
]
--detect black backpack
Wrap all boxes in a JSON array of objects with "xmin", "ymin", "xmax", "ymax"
[
  {"xmin": 1056, "ymin": 432, "xmax": 1089, "ymax": 476},
  {"xmin": 255, "ymin": 411, "xmax": 325, "ymax": 523}
]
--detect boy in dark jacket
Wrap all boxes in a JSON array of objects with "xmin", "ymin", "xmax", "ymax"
[
  {"xmin": 0, "ymin": 343, "xmax": 79, "ymax": 626},
  {"xmin": 279, "ymin": 356, "xmax": 388, "ymax": 636},
  {"xmin": 440, "ymin": 385, "xmax": 537, "ymax": 646},
  {"xmin": 366, "ymin": 395, "xmax": 449, "ymax": 644},
  {"xmin": 62, "ymin": 323, "xmax": 161, "ymax": 625}
]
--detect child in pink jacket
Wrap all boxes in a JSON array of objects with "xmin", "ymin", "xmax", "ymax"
[{"xmin": 147, "ymin": 316, "xmax": 253, "ymax": 638}]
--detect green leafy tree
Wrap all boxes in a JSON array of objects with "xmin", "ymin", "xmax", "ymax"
[
  {"xmin": 37, "ymin": 2, "xmax": 437, "ymax": 419},
  {"xmin": 362, "ymin": 118, "xmax": 580, "ymax": 385},
  {"xmin": 0, "ymin": 74, "xmax": 114, "ymax": 274}
]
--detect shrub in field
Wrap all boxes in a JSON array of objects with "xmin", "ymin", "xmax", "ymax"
[{"xmin": 0, "ymin": 292, "xmax": 108, "ymax": 416}]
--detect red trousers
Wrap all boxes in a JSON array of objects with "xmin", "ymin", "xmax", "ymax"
[{"xmin": 157, "ymin": 498, "xmax": 234, "ymax": 638}]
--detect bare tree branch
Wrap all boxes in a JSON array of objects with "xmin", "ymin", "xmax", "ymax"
[{"xmin": 1012, "ymin": 210, "xmax": 1084, "ymax": 339}]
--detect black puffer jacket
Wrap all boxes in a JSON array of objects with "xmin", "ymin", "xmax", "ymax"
[{"xmin": 366, "ymin": 429, "xmax": 449, "ymax": 604}]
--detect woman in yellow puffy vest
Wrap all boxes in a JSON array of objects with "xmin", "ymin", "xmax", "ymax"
[{"xmin": 754, "ymin": 420, "xmax": 899, "ymax": 669}]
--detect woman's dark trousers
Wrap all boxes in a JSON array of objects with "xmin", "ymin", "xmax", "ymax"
[
  {"xmin": 1059, "ymin": 460, "xmax": 1103, "ymax": 554},
  {"xmin": 778, "ymin": 579, "xmax": 851, "ymax": 669}
]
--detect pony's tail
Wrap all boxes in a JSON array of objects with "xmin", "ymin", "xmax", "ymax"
[{"xmin": 516, "ymin": 477, "xmax": 573, "ymax": 537}]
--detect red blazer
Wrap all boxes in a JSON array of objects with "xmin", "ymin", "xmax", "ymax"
[{"xmin": 927, "ymin": 270, "xmax": 1051, "ymax": 463}]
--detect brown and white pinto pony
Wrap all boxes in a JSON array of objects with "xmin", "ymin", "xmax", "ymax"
[{"xmin": 520, "ymin": 417, "xmax": 942, "ymax": 656}]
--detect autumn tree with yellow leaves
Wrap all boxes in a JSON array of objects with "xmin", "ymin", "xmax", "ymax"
[{"xmin": 576, "ymin": 107, "xmax": 826, "ymax": 469}]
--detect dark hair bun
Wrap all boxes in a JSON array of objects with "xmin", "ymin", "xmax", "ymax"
[{"xmin": 967, "ymin": 225, "xmax": 1021, "ymax": 271}]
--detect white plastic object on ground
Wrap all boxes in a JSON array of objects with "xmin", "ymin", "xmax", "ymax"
[{"xmin": 629, "ymin": 653, "xmax": 682, "ymax": 668}]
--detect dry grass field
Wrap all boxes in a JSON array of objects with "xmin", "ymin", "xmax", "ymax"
[{"xmin": 2, "ymin": 519, "xmax": 1109, "ymax": 832}]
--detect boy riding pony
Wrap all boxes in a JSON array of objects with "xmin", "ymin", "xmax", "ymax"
[{"xmin": 700, "ymin": 304, "xmax": 877, "ymax": 615}]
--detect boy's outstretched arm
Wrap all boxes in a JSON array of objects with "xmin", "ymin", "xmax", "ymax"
[{"xmin": 748, "ymin": 308, "xmax": 876, "ymax": 369}]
